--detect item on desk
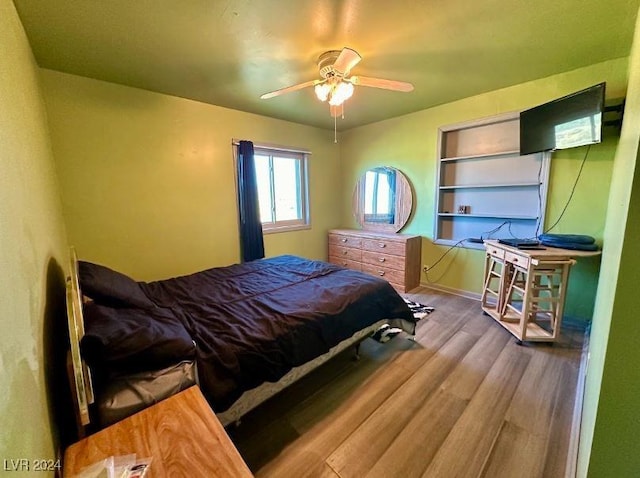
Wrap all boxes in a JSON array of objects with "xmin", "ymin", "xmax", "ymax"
[
  {"xmin": 113, "ymin": 455, "xmax": 137, "ymax": 478},
  {"xmin": 73, "ymin": 454, "xmax": 150, "ymax": 478},
  {"xmin": 124, "ymin": 458, "xmax": 152, "ymax": 478},
  {"xmin": 538, "ymin": 233, "xmax": 599, "ymax": 251},
  {"xmin": 73, "ymin": 457, "xmax": 111, "ymax": 478},
  {"xmin": 497, "ymin": 238, "xmax": 541, "ymax": 249}
]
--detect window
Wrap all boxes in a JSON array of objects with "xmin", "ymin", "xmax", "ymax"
[{"xmin": 253, "ymin": 147, "xmax": 310, "ymax": 233}]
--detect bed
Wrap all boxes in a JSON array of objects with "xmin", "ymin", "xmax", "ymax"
[{"xmin": 66, "ymin": 248, "xmax": 416, "ymax": 430}]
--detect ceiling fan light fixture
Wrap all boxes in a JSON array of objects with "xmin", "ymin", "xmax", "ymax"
[
  {"xmin": 314, "ymin": 79, "xmax": 353, "ymax": 107},
  {"xmin": 328, "ymin": 81, "xmax": 354, "ymax": 106},
  {"xmin": 260, "ymin": 47, "xmax": 413, "ymax": 125},
  {"xmin": 314, "ymin": 83, "xmax": 331, "ymax": 102}
]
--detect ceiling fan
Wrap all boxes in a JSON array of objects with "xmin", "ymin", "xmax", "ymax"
[{"xmin": 260, "ymin": 47, "xmax": 414, "ymax": 118}]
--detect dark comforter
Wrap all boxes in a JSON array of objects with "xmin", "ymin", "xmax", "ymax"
[{"xmin": 139, "ymin": 255, "xmax": 414, "ymax": 412}]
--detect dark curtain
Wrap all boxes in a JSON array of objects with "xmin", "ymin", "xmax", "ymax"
[{"xmin": 236, "ymin": 140, "xmax": 265, "ymax": 262}]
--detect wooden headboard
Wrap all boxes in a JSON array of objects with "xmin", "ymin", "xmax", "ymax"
[{"xmin": 66, "ymin": 247, "xmax": 94, "ymax": 429}]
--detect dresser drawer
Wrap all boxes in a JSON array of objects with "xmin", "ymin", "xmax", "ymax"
[
  {"xmin": 361, "ymin": 251, "xmax": 405, "ymax": 271},
  {"xmin": 361, "ymin": 264, "xmax": 405, "ymax": 284},
  {"xmin": 362, "ymin": 238, "xmax": 406, "ymax": 256},
  {"xmin": 328, "ymin": 244, "xmax": 362, "ymax": 262},
  {"xmin": 329, "ymin": 233, "xmax": 363, "ymax": 248},
  {"xmin": 505, "ymin": 251, "xmax": 529, "ymax": 269},
  {"xmin": 486, "ymin": 244, "xmax": 505, "ymax": 260},
  {"xmin": 329, "ymin": 256, "xmax": 362, "ymax": 271}
]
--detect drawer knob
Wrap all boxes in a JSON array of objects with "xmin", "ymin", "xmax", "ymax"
[
  {"xmin": 343, "ymin": 250, "xmax": 348, "ymax": 255},
  {"xmin": 378, "ymin": 242, "xmax": 386, "ymax": 248},
  {"xmin": 378, "ymin": 258, "xmax": 386, "ymax": 263},
  {"xmin": 378, "ymin": 270, "xmax": 385, "ymax": 276},
  {"xmin": 341, "ymin": 238, "xmax": 348, "ymax": 243},
  {"xmin": 513, "ymin": 257, "xmax": 518, "ymax": 262}
]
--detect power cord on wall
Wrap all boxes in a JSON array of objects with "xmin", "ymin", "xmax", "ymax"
[
  {"xmin": 423, "ymin": 238, "xmax": 467, "ymax": 273},
  {"xmin": 423, "ymin": 238, "xmax": 466, "ymax": 284},
  {"xmin": 423, "ymin": 221, "xmax": 514, "ymax": 282},
  {"xmin": 534, "ymin": 154, "xmax": 545, "ymax": 238},
  {"xmin": 544, "ymin": 145, "xmax": 590, "ymax": 234}
]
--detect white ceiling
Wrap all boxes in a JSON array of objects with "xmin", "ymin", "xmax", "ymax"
[{"xmin": 13, "ymin": 0, "xmax": 640, "ymax": 131}]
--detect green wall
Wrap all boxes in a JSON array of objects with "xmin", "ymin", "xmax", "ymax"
[
  {"xmin": 13, "ymin": 4, "xmax": 639, "ymax": 474},
  {"xmin": 340, "ymin": 58, "xmax": 628, "ymax": 320},
  {"xmin": 42, "ymin": 70, "xmax": 343, "ymax": 281},
  {"xmin": 579, "ymin": 6, "xmax": 640, "ymax": 476},
  {"xmin": 0, "ymin": 0, "xmax": 69, "ymax": 471}
]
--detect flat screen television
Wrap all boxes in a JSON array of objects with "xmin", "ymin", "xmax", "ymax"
[{"xmin": 519, "ymin": 82, "xmax": 605, "ymax": 155}]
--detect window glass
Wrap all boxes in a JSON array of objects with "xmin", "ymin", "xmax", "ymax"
[
  {"xmin": 254, "ymin": 154, "xmax": 273, "ymax": 223},
  {"xmin": 273, "ymin": 156, "xmax": 301, "ymax": 221},
  {"xmin": 253, "ymin": 148, "xmax": 309, "ymax": 233}
]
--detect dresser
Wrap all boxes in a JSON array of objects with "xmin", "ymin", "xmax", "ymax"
[{"xmin": 328, "ymin": 229, "xmax": 422, "ymax": 293}]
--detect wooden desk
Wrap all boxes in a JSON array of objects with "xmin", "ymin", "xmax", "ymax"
[
  {"xmin": 63, "ymin": 386, "xmax": 253, "ymax": 477},
  {"xmin": 480, "ymin": 240, "xmax": 600, "ymax": 343}
]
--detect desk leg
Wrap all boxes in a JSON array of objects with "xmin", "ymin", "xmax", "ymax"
[
  {"xmin": 551, "ymin": 262, "xmax": 572, "ymax": 340},
  {"xmin": 518, "ymin": 266, "xmax": 535, "ymax": 341}
]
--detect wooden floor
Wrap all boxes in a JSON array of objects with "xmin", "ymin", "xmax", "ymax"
[{"xmin": 228, "ymin": 287, "xmax": 585, "ymax": 478}]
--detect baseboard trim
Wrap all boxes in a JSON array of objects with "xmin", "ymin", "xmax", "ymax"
[{"xmin": 419, "ymin": 282, "xmax": 482, "ymax": 301}]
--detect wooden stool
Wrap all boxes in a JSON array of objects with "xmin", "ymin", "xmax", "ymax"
[
  {"xmin": 501, "ymin": 259, "xmax": 573, "ymax": 342},
  {"xmin": 481, "ymin": 254, "xmax": 506, "ymax": 316}
]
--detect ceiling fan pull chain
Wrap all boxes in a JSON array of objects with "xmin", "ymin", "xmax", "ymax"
[{"xmin": 334, "ymin": 112, "xmax": 338, "ymax": 143}]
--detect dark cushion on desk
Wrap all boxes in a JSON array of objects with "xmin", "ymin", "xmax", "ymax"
[
  {"xmin": 539, "ymin": 240, "xmax": 599, "ymax": 251},
  {"xmin": 538, "ymin": 233, "xmax": 595, "ymax": 245}
]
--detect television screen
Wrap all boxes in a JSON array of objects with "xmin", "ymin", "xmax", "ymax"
[{"xmin": 519, "ymin": 83, "xmax": 605, "ymax": 155}]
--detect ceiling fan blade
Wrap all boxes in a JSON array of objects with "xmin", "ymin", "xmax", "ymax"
[
  {"xmin": 333, "ymin": 47, "xmax": 362, "ymax": 75},
  {"xmin": 349, "ymin": 75, "xmax": 414, "ymax": 92},
  {"xmin": 260, "ymin": 79, "xmax": 322, "ymax": 99}
]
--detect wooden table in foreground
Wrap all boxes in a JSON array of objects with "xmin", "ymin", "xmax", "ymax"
[
  {"xmin": 480, "ymin": 240, "xmax": 600, "ymax": 343},
  {"xmin": 63, "ymin": 386, "xmax": 253, "ymax": 477}
]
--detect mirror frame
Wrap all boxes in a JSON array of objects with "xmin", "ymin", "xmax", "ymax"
[{"xmin": 352, "ymin": 167, "xmax": 414, "ymax": 233}]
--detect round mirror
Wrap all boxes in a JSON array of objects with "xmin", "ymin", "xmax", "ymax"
[{"xmin": 352, "ymin": 167, "xmax": 413, "ymax": 232}]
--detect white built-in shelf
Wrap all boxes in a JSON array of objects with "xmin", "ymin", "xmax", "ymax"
[
  {"xmin": 434, "ymin": 112, "xmax": 550, "ymax": 246},
  {"xmin": 439, "ymin": 149, "xmax": 521, "ymax": 162},
  {"xmin": 434, "ymin": 238, "xmax": 485, "ymax": 249},
  {"xmin": 437, "ymin": 213, "xmax": 539, "ymax": 220},
  {"xmin": 439, "ymin": 182, "xmax": 541, "ymax": 190}
]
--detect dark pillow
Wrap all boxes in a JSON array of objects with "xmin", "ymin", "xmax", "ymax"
[
  {"xmin": 78, "ymin": 261, "xmax": 155, "ymax": 309},
  {"xmin": 80, "ymin": 303, "xmax": 196, "ymax": 373}
]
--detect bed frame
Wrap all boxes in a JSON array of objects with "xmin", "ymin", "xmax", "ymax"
[
  {"xmin": 66, "ymin": 247, "xmax": 94, "ymax": 431},
  {"xmin": 66, "ymin": 247, "xmax": 391, "ymax": 430},
  {"xmin": 216, "ymin": 318, "xmax": 385, "ymax": 426}
]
